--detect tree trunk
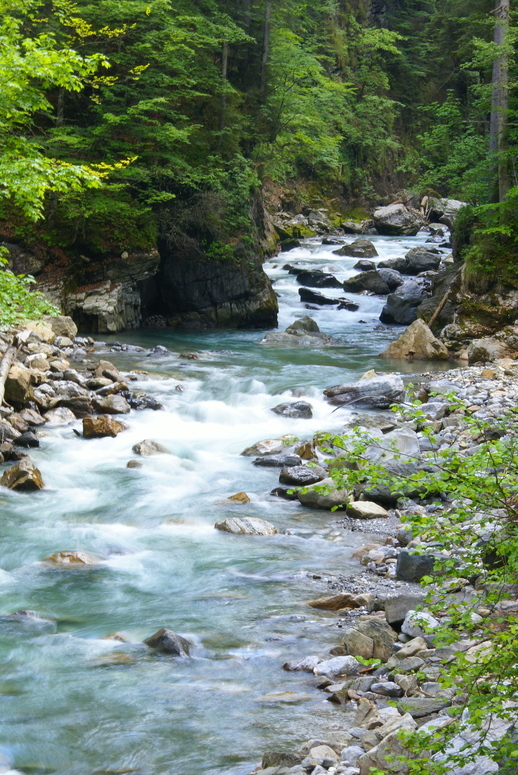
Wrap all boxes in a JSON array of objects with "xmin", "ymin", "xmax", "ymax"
[
  {"xmin": 260, "ymin": 1, "xmax": 271, "ymax": 101},
  {"xmin": 489, "ymin": 0, "xmax": 510, "ymax": 203}
]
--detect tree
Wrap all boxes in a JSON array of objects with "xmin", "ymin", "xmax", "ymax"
[{"xmin": 489, "ymin": 0, "xmax": 510, "ymax": 203}]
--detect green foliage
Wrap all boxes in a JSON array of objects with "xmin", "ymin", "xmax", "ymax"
[
  {"xmin": 319, "ymin": 394, "xmax": 518, "ymax": 772},
  {"xmin": 0, "ymin": 251, "xmax": 59, "ymax": 327}
]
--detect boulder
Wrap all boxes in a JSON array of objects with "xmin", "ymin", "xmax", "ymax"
[
  {"xmin": 380, "ymin": 319, "xmax": 449, "ymax": 360},
  {"xmin": 324, "ymin": 374, "xmax": 405, "ymax": 408},
  {"xmin": 271, "ymin": 401, "xmax": 313, "ymax": 419},
  {"xmin": 346, "ymin": 501, "xmax": 390, "ymax": 519},
  {"xmin": 279, "ymin": 465, "xmax": 327, "ymax": 486},
  {"xmin": 283, "ymin": 655, "xmax": 322, "ymax": 672},
  {"xmin": 144, "ymin": 628, "xmax": 192, "ymax": 656},
  {"xmin": 44, "ymin": 407, "xmax": 77, "ymax": 425},
  {"xmin": 1, "ymin": 459, "xmax": 44, "ymax": 491},
  {"xmin": 224, "ymin": 492, "xmax": 250, "ymax": 504},
  {"xmin": 333, "ymin": 239, "xmax": 378, "ymax": 258},
  {"xmin": 42, "ymin": 550, "xmax": 100, "ymax": 566},
  {"xmin": 378, "ymin": 257, "xmax": 408, "ymax": 272},
  {"xmin": 401, "ymin": 609, "xmax": 439, "ymax": 638},
  {"xmin": 396, "ymin": 549, "xmax": 437, "ymax": 583},
  {"xmin": 353, "ymin": 259, "xmax": 376, "ymax": 271},
  {"xmin": 297, "ymin": 477, "xmax": 349, "ymax": 510},
  {"xmin": 94, "ymin": 360, "xmax": 121, "ymax": 382},
  {"xmin": 373, "ymin": 204, "xmax": 424, "ymax": 236},
  {"xmin": 342, "ymin": 618, "xmax": 398, "ymax": 662},
  {"xmin": 127, "ymin": 459, "xmax": 143, "ymax": 469},
  {"xmin": 377, "ymin": 268, "xmax": 404, "ymax": 291},
  {"xmin": 14, "ymin": 431, "xmax": 39, "ymax": 448},
  {"xmin": 296, "ymin": 270, "xmax": 342, "ymax": 289},
  {"xmin": 384, "ymin": 592, "xmax": 427, "ymax": 626},
  {"xmin": 0, "ymin": 419, "xmax": 21, "ymax": 441},
  {"xmin": 298, "ymin": 288, "xmax": 339, "ymax": 305},
  {"xmin": 241, "ymin": 434, "xmax": 298, "ymax": 457},
  {"xmin": 43, "ymin": 315, "xmax": 78, "ymax": 339},
  {"xmin": 132, "ymin": 439, "xmax": 170, "ymax": 456},
  {"xmin": 57, "ymin": 396, "xmax": 93, "ymax": 418},
  {"xmin": 380, "ymin": 281, "xmax": 431, "ymax": 325},
  {"xmin": 308, "ymin": 592, "xmax": 373, "ymax": 611},
  {"xmin": 467, "ymin": 338, "xmax": 507, "ymax": 364},
  {"xmin": 365, "ymin": 427, "xmax": 420, "ymax": 464},
  {"xmin": 23, "ymin": 321, "xmax": 56, "ymax": 344},
  {"xmin": 341, "ymin": 220, "xmax": 365, "ymax": 234},
  {"xmin": 428, "ymin": 197, "xmax": 466, "ymax": 228},
  {"xmin": 403, "ymin": 247, "xmax": 441, "ymax": 274},
  {"xmin": 285, "ymin": 316, "xmax": 319, "ymax": 333},
  {"xmin": 19, "ymin": 408, "xmax": 45, "ymax": 427},
  {"xmin": 5, "ymin": 364, "xmax": 33, "ymax": 404},
  {"xmin": 214, "ymin": 517, "xmax": 278, "ymax": 535},
  {"xmin": 343, "ymin": 270, "xmax": 390, "ymax": 295},
  {"xmin": 82, "ymin": 415, "xmax": 127, "ymax": 438},
  {"xmin": 313, "ymin": 656, "xmax": 360, "ymax": 676},
  {"xmin": 253, "ymin": 454, "xmax": 302, "ymax": 468}
]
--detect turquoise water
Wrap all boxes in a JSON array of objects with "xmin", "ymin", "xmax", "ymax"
[{"xmin": 0, "ymin": 235, "xmax": 450, "ymax": 775}]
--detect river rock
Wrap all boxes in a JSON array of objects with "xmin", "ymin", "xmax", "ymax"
[
  {"xmin": 297, "ymin": 478, "xmax": 349, "ymax": 510},
  {"xmin": 324, "ymin": 373, "xmax": 405, "ymax": 408},
  {"xmin": 271, "ymin": 401, "xmax": 313, "ymax": 419},
  {"xmin": 343, "ymin": 270, "xmax": 390, "ymax": 295},
  {"xmin": 57, "ymin": 396, "xmax": 93, "ymax": 418},
  {"xmin": 253, "ymin": 454, "xmax": 302, "ymax": 467},
  {"xmin": 42, "ymin": 551, "xmax": 100, "ymax": 566},
  {"xmin": 353, "ymin": 259, "xmax": 376, "ymax": 271},
  {"xmin": 314, "ymin": 656, "xmax": 360, "ymax": 677},
  {"xmin": 279, "ymin": 465, "xmax": 327, "ymax": 486},
  {"xmin": 378, "ymin": 256, "xmax": 408, "ymax": 272},
  {"xmin": 5, "ymin": 364, "xmax": 33, "ymax": 404},
  {"xmin": 396, "ymin": 549, "xmax": 437, "ymax": 582},
  {"xmin": 377, "ymin": 267, "xmax": 404, "ymax": 291},
  {"xmin": 92, "ymin": 395, "xmax": 131, "ymax": 415},
  {"xmin": 342, "ymin": 618, "xmax": 398, "ymax": 661},
  {"xmin": 261, "ymin": 317, "xmax": 335, "ymax": 346},
  {"xmin": 0, "ymin": 419, "xmax": 21, "ymax": 441},
  {"xmin": 373, "ymin": 204, "xmax": 424, "ymax": 236},
  {"xmin": 384, "ymin": 592, "xmax": 427, "ymax": 626},
  {"xmin": 127, "ymin": 459, "xmax": 143, "ymax": 469},
  {"xmin": 371, "ymin": 681, "xmax": 404, "ymax": 697},
  {"xmin": 144, "ymin": 628, "xmax": 192, "ymax": 656},
  {"xmin": 298, "ymin": 288, "xmax": 339, "ymax": 305},
  {"xmin": 380, "ymin": 319, "xmax": 449, "ymax": 360},
  {"xmin": 14, "ymin": 431, "xmax": 39, "ymax": 448},
  {"xmin": 333, "ymin": 239, "xmax": 378, "ymax": 258},
  {"xmin": 43, "ymin": 315, "xmax": 78, "ymax": 339},
  {"xmin": 467, "ymin": 337, "xmax": 507, "ymax": 364},
  {"xmin": 296, "ymin": 270, "xmax": 342, "ymax": 289},
  {"xmin": 401, "ymin": 609, "xmax": 440, "ymax": 638},
  {"xmin": 380, "ymin": 281, "xmax": 430, "ymax": 325},
  {"xmin": 428, "ymin": 197, "xmax": 466, "ymax": 228},
  {"xmin": 1, "ymin": 459, "xmax": 44, "ymax": 491},
  {"xmin": 132, "ymin": 439, "xmax": 170, "ymax": 456},
  {"xmin": 404, "ymin": 247, "xmax": 441, "ymax": 275},
  {"xmin": 396, "ymin": 697, "xmax": 450, "ymax": 718},
  {"xmin": 19, "ymin": 408, "xmax": 45, "ymax": 427},
  {"xmin": 44, "ymin": 407, "xmax": 77, "ymax": 425},
  {"xmin": 241, "ymin": 434, "xmax": 298, "ymax": 457},
  {"xmin": 283, "ymin": 655, "xmax": 322, "ymax": 672},
  {"xmin": 214, "ymin": 517, "xmax": 278, "ymax": 535},
  {"xmin": 346, "ymin": 501, "xmax": 390, "ymax": 519},
  {"xmin": 82, "ymin": 415, "xmax": 127, "ymax": 438},
  {"xmin": 342, "ymin": 220, "xmax": 365, "ymax": 234},
  {"xmin": 307, "ymin": 592, "xmax": 373, "ymax": 611},
  {"xmin": 224, "ymin": 492, "xmax": 251, "ymax": 504},
  {"xmin": 95, "ymin": 360, "xmax": 121, "ymax": 382}
]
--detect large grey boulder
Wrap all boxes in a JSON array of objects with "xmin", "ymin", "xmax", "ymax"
[
  {"xmin": 365, "ymin": 427, "xmax": 420, "ymax": 464},
  {"xmin": 396, "ymin": 549, "xmax": 437, "ymax": 582},
  {"xmin": 380, "ymin": 319, "xmax": 449, "ymax": 360},
  {"xmin": 261, "ymin": 316, "xmax": 336, "ymax": 346},
  {"xmin": 271, "ymin": 401, "xmax": 313, "ymax": 419},
  {"xmin": 333, "ymin": 239, "xmax": 378, "ymax": 258},
  {"xmin": 214, "ymin": 517, "xmax": 278, "ymax": 535},
  {"xmin": 343, "ymin": 270, "xmax": 390, "ymax": 295},
  {"xmin": 373, "ymin": 204, "xmax": 424, "ymax": 236},
  {"xmin": 404, "ymin": 247, "xmax": 441, "ymax": 275},
  {"xmin": 279, "ymin": 465, "xmax": 327, "ymax": 486},
  {"xmin": 467, "ymin": 338, "xmax": 507, "ymax": 364},
  {"xmin": 298, "ymin": 288, "xmax": 339, "ymax": 305},
  {"xmin": 377, "ymin": 268, "xmax": 404, "ymax": 291},
  {"xmin": 380, "ymin": 280, "xmax": 431, "ymax": 325},
  {"xmin": 324, "ymin": 374, "xmax": 405, "ymax": 409},
  {"xmin": 428, "ymin": 197, "xmax": 466, "ymax": 228}
]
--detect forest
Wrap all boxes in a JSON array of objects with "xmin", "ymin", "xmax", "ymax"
[{"xmin": 1, "ymin": 0, "xmax": 515, "ymax": 265}]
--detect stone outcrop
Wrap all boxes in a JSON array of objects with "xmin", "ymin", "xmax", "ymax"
[
  {"xmin": 373, "ymin": 204, "xmax": 424, "ymax": 236},
  {"xmin": 380, "ymin": 319, "xmax": 449, "ymax": 360}
]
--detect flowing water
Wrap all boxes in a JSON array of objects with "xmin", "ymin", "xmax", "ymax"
[{"xmin": 0, "ymin": 234, "xmax": 451, "ymax": 775}]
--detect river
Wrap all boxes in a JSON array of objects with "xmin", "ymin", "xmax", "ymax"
[{"xmin": 0, "ymin": 233, "xmax": 450, "ymax": 775}]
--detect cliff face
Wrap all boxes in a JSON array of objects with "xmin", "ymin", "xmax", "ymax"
[{"xmin": 1, "ymin": 190, "xmax": 279, "ymax": 334}]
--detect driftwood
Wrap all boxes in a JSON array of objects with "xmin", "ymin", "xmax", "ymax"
[{"xmin": 0, "ymin": 329, "xmax": 31, "ymax": 406}]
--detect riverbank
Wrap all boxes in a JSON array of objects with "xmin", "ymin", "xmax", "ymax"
[{"xmin": 245, "ymin": 359, "xmax": 518, "ymax": 775}]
